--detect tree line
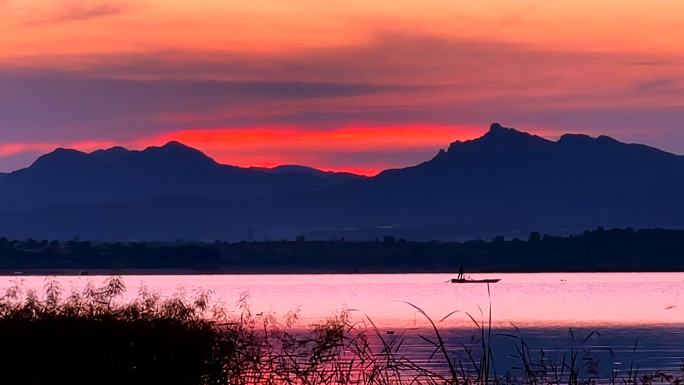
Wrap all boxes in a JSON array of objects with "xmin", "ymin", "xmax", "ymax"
[{"xmin": 1, "ymin": 227, "xmax": 683, "ymax": 273}]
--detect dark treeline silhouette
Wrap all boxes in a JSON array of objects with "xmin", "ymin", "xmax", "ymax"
[{"xmin": 1, "ymin": 227, "xmax": 683, "ymax": 273}]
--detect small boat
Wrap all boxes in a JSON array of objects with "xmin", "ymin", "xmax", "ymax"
[
  {"xmin": 451, "ymin": 265, "xmax": 499, "ymax": 283},
  {"xmin": 450, "ymin": 278, "xmax": 500, "ymax": 284}
]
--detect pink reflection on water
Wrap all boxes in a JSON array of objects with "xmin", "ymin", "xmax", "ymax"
[{"xmin": 1, "ymin": 273, "xmax": 682, "ymax": 328}]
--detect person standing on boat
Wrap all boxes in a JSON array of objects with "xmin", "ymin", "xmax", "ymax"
[{"xmin": 457, "ymin": 264, "xmax": 464, "ymax": 280}]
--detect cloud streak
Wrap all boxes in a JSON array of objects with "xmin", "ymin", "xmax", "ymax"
[{"xmin": 20, "ymin": 2, "xmax": 125, "ymax": 25}]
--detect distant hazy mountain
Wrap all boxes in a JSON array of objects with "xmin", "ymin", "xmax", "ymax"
[
  {"xmin": 2, "ymin": 123, "xmax": 684, "ymax": 241},
  {"xmin": 252, "ymin": 164, "xmax": 361, "ymax": 178},
  {"xmin": 0, "ymin": 141, "xmax": 363, "ymax": 210}
]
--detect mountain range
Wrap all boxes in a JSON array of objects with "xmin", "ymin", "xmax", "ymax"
[
  {"xmin": 1, "ymin": 123, "xmax": 684, "ymax": 241},
  {"xmin": 0, "ymin": 141, "xmax": 361, "ymax": 210}
]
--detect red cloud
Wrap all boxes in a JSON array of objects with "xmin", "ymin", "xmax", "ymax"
[{"xmin": 139, "ymin": 125, "xmax": 486, "ymax": 175}]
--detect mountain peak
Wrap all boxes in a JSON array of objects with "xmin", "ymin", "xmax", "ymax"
[
  {"xmin": 51, "ymin": 147, "xmax": 84, "ymax": 156},
  {"xmin": 140, "ymin": 141, "xmax": 217, "ymax": 165},
  {"xmin": 483, "ymin": 122, "xmax": 531, "ymax": 139},
  {"xmin": 30, "ymin": 147, "xmax": 87, "ymax": 168},
  {"xmin": 444, "ymin": 123, "xmax": 549, "ymax": 155},
  {"xmin": 161, "ymin": 140, "xmax": 190, "ymax": 149},
  {"xmin": 488, "ymin": 122, "xmax": 508, "ymax": 133}
]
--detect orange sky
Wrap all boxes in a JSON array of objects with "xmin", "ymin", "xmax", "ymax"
[
  {"xmin": 1, "ymin": 0, "xmax": 683, "ymax": 173},
  {"xmin": 3, "ymin": 1, "xmax": 684, "ymax": 57}
]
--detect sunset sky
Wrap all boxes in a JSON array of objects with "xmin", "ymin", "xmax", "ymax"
[{"xmin": 1, "ymin": 0, "xmax": 683, "ymax": 174}]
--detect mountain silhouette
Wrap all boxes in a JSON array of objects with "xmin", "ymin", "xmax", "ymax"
[
  {"xmin": 0, "ymin": 141, "xmax": 363, "ymax": 210},
  {"xmin": 1, "ymin": 123, "xmax": 684, "ymax": 240},
  {"xmin": 338, "ymin": 123, "xmax": 684, "ymax": 236}
]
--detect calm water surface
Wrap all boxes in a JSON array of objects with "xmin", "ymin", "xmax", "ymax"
[{"xmin": 2, "ymin": 273, "xmax": 683, "ymax": 374}]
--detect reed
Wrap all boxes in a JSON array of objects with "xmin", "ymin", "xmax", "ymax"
[{"xmin": 0, "ymin": 278, "xmax": 680, "ymax": 385}]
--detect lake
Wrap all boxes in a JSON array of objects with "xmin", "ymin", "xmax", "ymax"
[{"xmin": 2, "ymin": 272, "xmax": 683, "ymax": 375}]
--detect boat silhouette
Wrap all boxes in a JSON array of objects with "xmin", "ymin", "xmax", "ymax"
[{"xmin": 450, "ymin": 277, "xmax": 500, "ymax": 284}]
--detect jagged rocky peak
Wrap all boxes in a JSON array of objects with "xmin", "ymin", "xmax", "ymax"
[
  {"xmin": 444, "ymin": 122, "xmax": 548, "ymax": 154},
  {"xmin": 482, "ymin": 122, "xmax": 538, "ymax": 140},
  {"xmin": 487, "ymin": 122, "xmax": 513, "ymax": 135}
]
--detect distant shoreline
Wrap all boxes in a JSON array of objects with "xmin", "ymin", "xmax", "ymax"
[
  {"xmin": 2, "ymin": 268, "xmax": 683, "ymax": 277},
  {"xmin": 2, "ymin": 228, "xmax": 684, "ymax": 274}
]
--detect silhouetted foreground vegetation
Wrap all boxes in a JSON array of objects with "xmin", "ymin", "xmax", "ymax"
[
  {"xmin": 1, "ymin": 227, "xmax": 684, "ymax": 273},
  {"xmin": 1, "ymin": 278, "xmax": 682, "ymax": 385},
  {"xmin": 0, "ymin": 277, "xmax": 232, "ymax": 384}
]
